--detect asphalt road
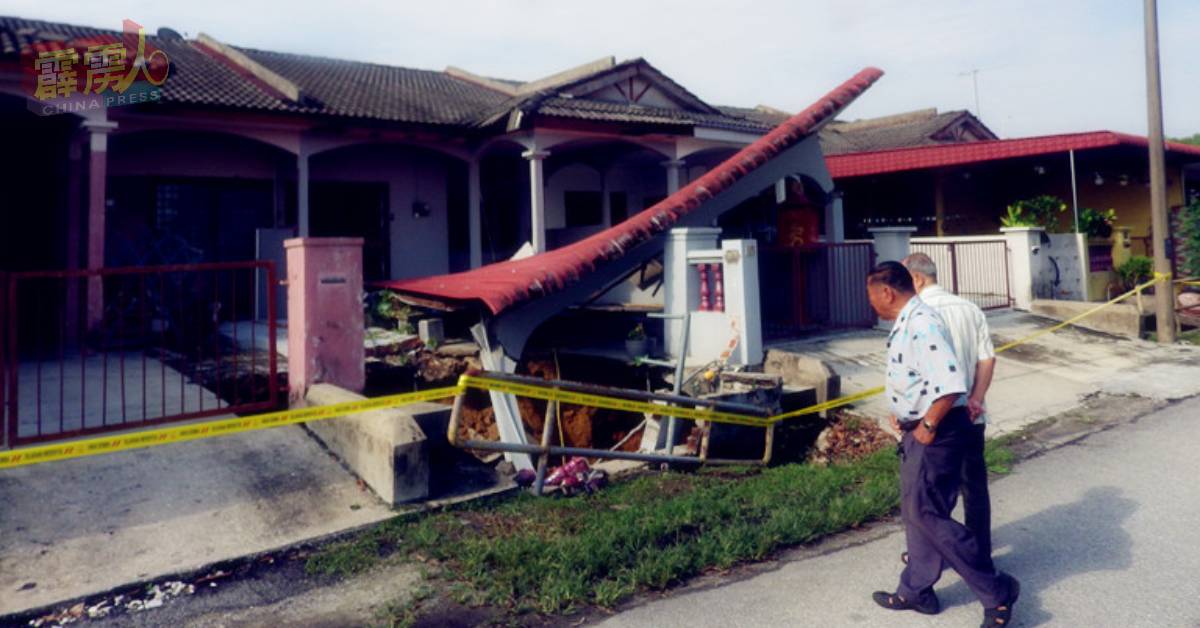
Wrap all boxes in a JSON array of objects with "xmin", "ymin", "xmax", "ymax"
[{"xmin": 599, "ymin": 396, "xmax": 1200, "ymax": 628}]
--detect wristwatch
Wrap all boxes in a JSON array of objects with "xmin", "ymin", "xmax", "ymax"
[{"xmin": 921, "ymin": 419, "xmax": 937, "ymax": 433}]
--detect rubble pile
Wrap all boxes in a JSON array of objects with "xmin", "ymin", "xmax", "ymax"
[{"xmin": 809, "ymin": 412, "xmax": 894, "ymax": 465}]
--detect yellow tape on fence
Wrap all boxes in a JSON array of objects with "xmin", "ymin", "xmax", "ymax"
[
  {"xmin": 0, "ymin": 386, "xmax": 461, "ymax": 470},
  {"xmin": 460, "ymin": 375, "xmax": 772, "ymax": 428},
  {"xmin": 0, "ymin": 274, "xmax": 1173, "ymax": 470}
]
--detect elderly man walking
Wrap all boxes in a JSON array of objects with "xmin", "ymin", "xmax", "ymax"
[
  {"xmin": 903, "ymin": 251, "xmax": 997, "ymax": 560},
  {"xmin": 865, "ymin": 261, "xmax": 1018, "ymax": 628}
]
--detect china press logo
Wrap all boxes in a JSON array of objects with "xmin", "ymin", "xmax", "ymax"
[{"xmin": 25, "ymin": 19, "xmax": 170, "ymax": 116}]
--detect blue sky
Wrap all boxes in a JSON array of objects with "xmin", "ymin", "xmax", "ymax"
[{"xmin": 13, "ymin": 0, "xmax": 1200, "ymax": 138}]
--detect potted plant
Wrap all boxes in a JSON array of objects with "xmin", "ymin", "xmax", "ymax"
[
  {"xmin": 1000, "ymin": 195, "xmax": 1067, "ymax": 231},
  {"xmin": 1078, "ymin": 207, "xmax": 1117, "ymax": 239},
  {"xmin": 625, "ymin": 323, "xmax": 648, "ymax": 358}
]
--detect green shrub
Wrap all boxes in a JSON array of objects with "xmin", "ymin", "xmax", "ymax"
[
  {"xmin": 1001, "ymin": 195, "xmax": 1067, "ymax": 232},
  {"xmin": 1078, "ymin": 207, "xmax": 1117, "ymax": 238},
  {"xmin": 1116, "ymin": 255, "xmax": 1154, "ymax": 290},
  {"xmin": 1179, "ymin": 199, "xmax": 1200, "ymax": 279}
]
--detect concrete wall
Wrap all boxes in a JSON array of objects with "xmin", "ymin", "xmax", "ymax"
[
  {"xmin": 1038, "ymin": 233, "xmax": 1088, "ymax": 301},
  {"xmin": 304, "ymin": 383, "xmax": 435, "ymax": 504},
  {"xmin": 311, "ymin": 144, "xmax": 457, "ymax": 280}
]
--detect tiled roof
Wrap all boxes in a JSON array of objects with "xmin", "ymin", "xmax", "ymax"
[
  {"xmin": 825, "ymin": 131, "xmax": 1200, "ymax": 179},
  {"xmin": 536, "ymin": 97, "xmax": 774, "ymax": 133},
  {"xmin": 379, "ymin": 67, "xmax": 884, "ymax": 315},
  {"xmin": 819, "ymin": 109, "xmax": 995, "ymax": 155},
  {"xmin": 3, "ymin": 16, "xmax": 776, "ymax": 134}
]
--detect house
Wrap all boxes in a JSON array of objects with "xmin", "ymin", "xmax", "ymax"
[
  {"xmin": 1, "ymin": 15, "xmax": 822, "ymax": 289},
  {"xmin": 826, "ymin": 130, "xmax": 1200, "ymax": 251}
]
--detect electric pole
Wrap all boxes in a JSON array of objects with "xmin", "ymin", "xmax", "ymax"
[{"xmin": 1144, "ymin": 0, "xmax": 1177, "ymax": 343}]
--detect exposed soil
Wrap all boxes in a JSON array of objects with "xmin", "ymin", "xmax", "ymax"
[{"xmin": 809, "ymin": 411, "xmax": 895, "ymax": 465}]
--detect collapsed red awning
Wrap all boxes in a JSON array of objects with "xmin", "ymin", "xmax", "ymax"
[{"xmin": 381, "ymin": 66, "xmax": 885, "ymax": 315}]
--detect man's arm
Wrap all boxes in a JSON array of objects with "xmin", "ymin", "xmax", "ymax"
[
  {"xmin": 914, "ymin": 394, "xmax": 960, "ymax": 445},
  {"xmin": 968, "ymin": 357, "xmax": 996, "ymax": 418}
]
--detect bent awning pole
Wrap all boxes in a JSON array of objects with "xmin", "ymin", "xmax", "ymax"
[{"xmin": 470, "ymin": 322, "xmax": 533, "ymax": 471}]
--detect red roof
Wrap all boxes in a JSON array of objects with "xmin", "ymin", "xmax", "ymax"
[
  {"xmin": 381, "ymin": 67, "xmax": 884, "ymax": 315},
  {"xmin": 826, "ymin": 130, "xmax": 1200, "ymax": 179}
]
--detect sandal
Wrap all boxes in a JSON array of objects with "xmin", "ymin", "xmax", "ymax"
[
  {"xmin": 872, "ymin": 590, "xmax": 940, "ymax": 615},
  {"xmin": 981, "ymin": 573, "xmax": 1020, "ymax": 627}
]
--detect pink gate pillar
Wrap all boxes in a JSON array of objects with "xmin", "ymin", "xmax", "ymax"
[{"xmin": 285, "ymin": 238, "xmax": 365, "ymax": 405}]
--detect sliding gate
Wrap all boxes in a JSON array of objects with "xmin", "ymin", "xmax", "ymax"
[{"xmin": 2, "ymin": 262, "xmax": 278, "ymax": 447}]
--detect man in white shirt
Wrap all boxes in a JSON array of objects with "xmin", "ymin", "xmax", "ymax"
[
  {"xmin": 866, "ymin": 261, "xmax": 1017, "ymax": 625},
  {"xmin": 903, "ymin": 252, "xmax": 997, "ymax": 559}
]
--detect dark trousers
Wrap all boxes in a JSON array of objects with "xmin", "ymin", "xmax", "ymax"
[
  {"xmin": 897, "ymin": 407, "xmax": 1008, "ymax": 608},
  {"xmin": 962, "ymin": 422, "xmax": 992, "ymax": 559}
]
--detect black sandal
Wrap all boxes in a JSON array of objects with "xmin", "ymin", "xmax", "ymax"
[
  {"xmin": 981, "ymin": 573, "xmax": 1020, "ymax": 627},
  {"xmin": 872, "ymin": 590, "xmax": 940, "ymax": 615}
]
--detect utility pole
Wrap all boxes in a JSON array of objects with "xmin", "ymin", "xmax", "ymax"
[{"xmin": 1144, "ymin": 0, "xmax": 1177, "ymax": 343}]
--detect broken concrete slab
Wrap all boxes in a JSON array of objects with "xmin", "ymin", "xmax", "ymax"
[
  {"xmin": 763, "ymin": 349, "xmax": 841, "ymax": 417},
  {"xmin": 304, "ymin": 383, "xmax": 434, "ymax": 504},
  {"xmin": 1031, "ymin": 298, "xmax": 1150, "ymax": 338}
]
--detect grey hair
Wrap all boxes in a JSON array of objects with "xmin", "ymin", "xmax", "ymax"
[{"xmin": 902, "ymin": 252, "xmax": 938, "ymax": 281}]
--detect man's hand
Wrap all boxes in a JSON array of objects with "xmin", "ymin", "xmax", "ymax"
[
  {"xmin": 913, "ymin": 422, "xmax": 935, "ymax": 445},
  {"xmin": 967, "ymin": 397, "xmax": 986, "ymax": 420}
]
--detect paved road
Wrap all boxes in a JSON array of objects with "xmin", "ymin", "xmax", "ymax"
[{"xmin": 600, "ymin": 396, "xmax": 1200, "ymax": 627}]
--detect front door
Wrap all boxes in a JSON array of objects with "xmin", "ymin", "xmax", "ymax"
[{"xmin": 310, "ymin": 182, "xmax": 391, "ymax": 282}]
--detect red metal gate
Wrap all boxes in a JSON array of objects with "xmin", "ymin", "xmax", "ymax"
[
  {"xmin": 2, "ymin": 262, "xmax": 278, "ymax": 447},
  {"xmin": 909, "ymin": 240, "xmax": 1012, "ymax": 310}
]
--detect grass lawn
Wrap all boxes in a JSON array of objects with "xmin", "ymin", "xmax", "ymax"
[{"xmin": 307, "ymin": 439, "xmax": 1014, "ymax": 622}]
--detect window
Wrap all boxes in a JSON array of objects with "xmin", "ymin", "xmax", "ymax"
[{"xmin": 563, "ymin": 190, "xmax": 603, "ymax": 227}]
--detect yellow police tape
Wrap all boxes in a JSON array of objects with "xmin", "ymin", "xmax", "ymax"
[{"xmin": 0, "ymin": 274, "xmax": 1174, "ymax": 470}]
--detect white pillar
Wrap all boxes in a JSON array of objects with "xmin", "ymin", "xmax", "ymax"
[
  {"xmin": 1000, "ymin": 227, "xmax": 1045, "ymax": 311},
  {"xmin": 720, "ymin": 239, "xmax": 763, "ymax": 365},
  {"xmin": 664, "ymin": 227, "xmax": 721, "ymax": 357},
  {"xmin": 297, "ymin": 149, "xmax": 311, "ymax": 237},
  {"xmin": 869, "ymin": 226, "xmax": 917, "ymax": 263},
  {"xmin": 663, "ymin": 159, "xmax": 685, "ymax": 194},
  {"xmin": 774, "ymin": 179, "xmax": 787, "ymax": 204},
  {"xmin": 826, "ymin": 191, "xmax": 846, "ymax": 242},
  {"xmin": 468, "ymin": 158, "xmax": 482, "ymax": 267},
  {"xmin": 523, "ymin": 149, "xmax": 550, "ymax": 253}
]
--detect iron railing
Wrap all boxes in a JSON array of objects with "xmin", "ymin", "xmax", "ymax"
[{"xmin": 910, "ymin": 240, "xmax": 1012, "ymax": 310}]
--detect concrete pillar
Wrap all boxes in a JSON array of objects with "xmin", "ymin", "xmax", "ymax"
[
  {"xmin": 664, "ymin": 227, "xmax": 721, "ymax": 357},
  {"xmin": 663, "ymin": 159, "xmax": 685, "ymax": 195},
  {"xmin": 523, "ymin": 149, "xmax": 550, "ymax": 254},
  {"xmin": 1000, "ymin": 227, "xmax": 1045, "ymax": 311},
  {"xmin": 82, "ymin": 118, "xmax": 116, "ymax": 331},
  {"xmin": 869, "ymin": 226, "xmax": 917, "ymax": 263},
  {"xmin": 600, "ymin": 169, "xmax": 612, "ymax": 227},
  {"xmin": 825, "ymin": 191, "xmax": 846, "ymax": 243},
  {"xmin": 720, "ymin": 239, "xmax": 763, "ymax": 365},
  {"xmin": 285, "ymin": 237, "xmax": 365, "ymax": 405},
  {"xmin": 297, "ymin": 149, "xmax": 311, "ymax": 237},
  {"xmin": 468, "ymin": 158, "xmax": 482, "ymax": 267}
]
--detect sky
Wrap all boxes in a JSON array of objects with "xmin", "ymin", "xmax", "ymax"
[{"xmin": 11, "ymin": 0, "xmax": 1200, "ymax": 139}]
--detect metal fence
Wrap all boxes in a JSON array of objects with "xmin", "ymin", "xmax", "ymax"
[
  {"xmin": 910, "ymin": 240, "xmax": 1012, "ymax": 310},
  {"xmin": 759, "ymin": 242, "xmax": 877, "ymax": 338},
  {"xmin": 3, "ymin": 262, "xmax": 278, "ymax": 447}
]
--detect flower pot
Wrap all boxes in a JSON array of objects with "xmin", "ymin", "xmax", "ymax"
[{"xmin": 625, "ymin": 338, "xmax": 648, "ymax": 358}]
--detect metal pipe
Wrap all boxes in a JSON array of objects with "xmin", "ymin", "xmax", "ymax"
[
  {"xmin": 476, "ymin": 371, "xmax": 769, "ymax": 417},
  {"xmin": 532, "ymin": 400, "xmax": 558, "ymax": 495},
  {"xmin": 665, "ymin": 310, "xmax": 692, "ymax": 451},
  {"xmin": 1069, "ymin": 150, "xmax": 1080, "ymax": 233},
  {"xmin": 456, "ymin": 438, "xmax": 764, "ymax": 467}
]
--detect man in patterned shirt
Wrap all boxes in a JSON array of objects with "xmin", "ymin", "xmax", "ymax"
[
  {"xmin": 903, "ymin": 252, "xmax": 997, "ymax": 561},
  {"xmin": 865, "ymin": 261, "xmax": 1019, "ymax": 628}
]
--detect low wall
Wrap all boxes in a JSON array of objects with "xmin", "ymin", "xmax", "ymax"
[
  {"xmin": 304, "ymin": 383, "xmax": 441, "ymax": 504},
  {"xmin": 1030, "ymin": 299, "xmax": 1150, "ymax": 338}
]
